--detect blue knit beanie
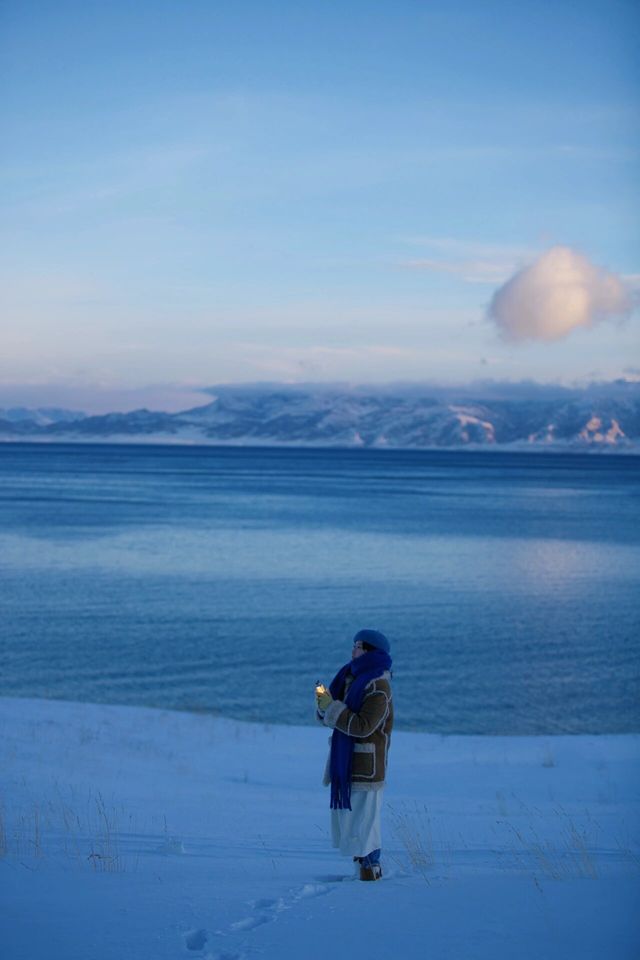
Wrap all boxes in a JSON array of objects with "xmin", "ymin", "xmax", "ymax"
[{"xmin": 353, "ymin": 628, "xmax": 390, "ymax": 654}]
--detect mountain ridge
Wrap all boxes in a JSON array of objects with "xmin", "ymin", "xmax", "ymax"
[{"xmin": 1, "ymin": 381, "xmax": 639, "ymax": 451}]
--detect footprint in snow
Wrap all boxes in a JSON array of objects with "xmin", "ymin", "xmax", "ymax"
[
  {"xmin": 250, "ymin": 896, "xmax": 287, "ymax": 913},
  {"xmin": 314, "ymin": 873, "xmax": 353, "ymax": 883},
  {"xmin": 294, "ymin": 882, "xmax": 331, "ymax": 900},
  {"xmin": 215, "ymin": 880, "xmax": 336, "ymax": 945},
  {"xmin": 205, "ymin": 952, "xmax": 245, "ymax": 960},
  {"xmin": 184, "ymin": 927, "xmax": 209, "ymax": 951},
  {"xmin": 230, "ymin": 915, "xmax": 270, "ymax": 932}
]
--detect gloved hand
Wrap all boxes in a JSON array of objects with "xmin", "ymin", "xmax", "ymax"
[{"xmin": 316, "ymin": 690, "xmax": 332, "ymax": 712}]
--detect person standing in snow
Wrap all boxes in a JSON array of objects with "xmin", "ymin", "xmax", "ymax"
[{"xmin": 316, "ymin": 629, "xmax": 393, "ymax": 882}]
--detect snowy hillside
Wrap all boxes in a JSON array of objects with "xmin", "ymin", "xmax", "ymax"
[
  {"xmin": 1, "ymin": 697, "xmax": 638, "ymax": 960},
  {"xmin": 0, "ymin": 406, "xmax": 84, "ymax": 427},
  {"xmin": 1, "ymin": 382, "xmax": 640, "ymax": 450}
]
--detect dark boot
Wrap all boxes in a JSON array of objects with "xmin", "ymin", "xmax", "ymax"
[{"xmin": 359, "ymin": 862, "xmax": 382, "ymax": 881}]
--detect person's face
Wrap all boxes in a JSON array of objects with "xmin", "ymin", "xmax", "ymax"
[{"xmin": 352, "ymin": 640, "xmax": 366, "ymax": 660}]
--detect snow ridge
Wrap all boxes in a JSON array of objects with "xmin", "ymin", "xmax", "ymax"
[{"xmin": 2, "ymin": 381, "xmax": 640, "ymax": 450}]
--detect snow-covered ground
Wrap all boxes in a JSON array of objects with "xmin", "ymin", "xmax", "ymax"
[{"xmin": 1, "ymin": 697, "xmax": 639, "ymax": 960}]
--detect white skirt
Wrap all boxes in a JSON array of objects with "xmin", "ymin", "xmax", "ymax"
[{"xmin": 331, "ymin": 788, "xmax": 384, "ymax": 858}]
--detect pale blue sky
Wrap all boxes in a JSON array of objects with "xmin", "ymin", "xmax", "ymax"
[{"xmin": 1, "ymin": 0, "xmax": 638, "ymax": 410}]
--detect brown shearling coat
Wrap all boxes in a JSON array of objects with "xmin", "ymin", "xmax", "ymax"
[{"xmin": 320, "ymin": 670, "xmax": 393, "ymax": 787}]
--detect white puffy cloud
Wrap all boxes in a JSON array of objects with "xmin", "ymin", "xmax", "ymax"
[{"xmin": 487, "ymin": 246, "xmax": 633, "ymax": 342}]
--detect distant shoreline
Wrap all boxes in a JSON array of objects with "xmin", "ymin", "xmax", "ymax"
[
  {"xmin": 3, "ymin": 694, "xmax": 638, "ymax": 737},
  {"xmin": 1, "ymin": 437, "xmax": 639, "ymax": 456}
]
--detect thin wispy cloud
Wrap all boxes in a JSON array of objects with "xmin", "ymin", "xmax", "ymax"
[
  {"xmin": 400, "ymin": 236, "xmax": 536, "ymax": 285},
  {"xmin": 3, "ymin": 144, "xmax": 212, "ymax": 219},
  {"xmin": 228, "ymin": 342, "xmax": 464, "ymax": 382},
  {"xmin": 403, "ymin": 257, "xmax": 514, "ymax": 285},
  {"xmin": 399, "ymin": 236, "xmax": 536, "ymax": 258}
]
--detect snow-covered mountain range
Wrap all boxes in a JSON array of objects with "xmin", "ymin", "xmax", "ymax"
[{"xmin": 2, "ymin": 381, "xmax": 639, "ymax": 451}]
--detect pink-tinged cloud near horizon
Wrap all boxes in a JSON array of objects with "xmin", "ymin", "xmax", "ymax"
[{"xmin": 487, "ymin": 246, "xmax": 633, "ymax": 342}]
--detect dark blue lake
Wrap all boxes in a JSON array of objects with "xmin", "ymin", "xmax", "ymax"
[{"xmin": 1, "ymin": 443, "xmax": 638, "ymax": 733}]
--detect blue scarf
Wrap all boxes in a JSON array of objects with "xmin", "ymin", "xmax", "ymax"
[{"xmin": 328, "ymin": 649, "xmax": 392, "ymax": 810}]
